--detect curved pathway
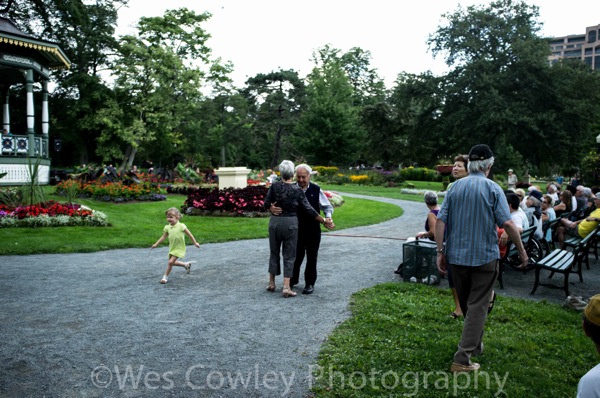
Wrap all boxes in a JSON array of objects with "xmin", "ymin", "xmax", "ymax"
[{"xmin": 0, "ymin": 193, "xmax": 597, "ymax": 397}]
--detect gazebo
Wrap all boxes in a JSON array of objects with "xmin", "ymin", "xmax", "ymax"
[{"xmin": 0, "ymin": 15, "xmax": 70, "ymax": 185}]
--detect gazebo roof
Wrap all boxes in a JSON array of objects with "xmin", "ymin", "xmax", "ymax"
[{"xmin": 0, "ymin": 16, "xmax": 71, "ymax": 71}]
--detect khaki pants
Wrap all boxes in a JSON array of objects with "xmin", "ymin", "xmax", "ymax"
[{"xmin": 450, "ymin": 260, "xmax": 498, "ymax": 365}]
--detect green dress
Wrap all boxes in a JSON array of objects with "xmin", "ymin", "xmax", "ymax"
[{"xmin": 164, "ymin": 221, "xmax": 188, "ymax": 258}]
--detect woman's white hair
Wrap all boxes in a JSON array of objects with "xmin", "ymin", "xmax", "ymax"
[
  {"xmin": 278, "ymin": 160, "xmax": 295, "ymax": 180},
  {"xmin": 295, "ymin": 163, "xmax": 312, "ymax": 175},
  {"xmin": 467, "ymin": 157, "xmax": 494, "ymax": 174},
  {"xmin": 423, "ymin": 190, "xmax": 438, "ymax": 206}
]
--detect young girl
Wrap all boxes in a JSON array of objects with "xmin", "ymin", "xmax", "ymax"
[{"xmin": 152, "ymin": 207, "xmax": 200, "ymax": 284}]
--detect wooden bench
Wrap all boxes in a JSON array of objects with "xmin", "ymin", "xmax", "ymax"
[
  {"xmin": 530, "ymin": 228, "xmax": 598, "ymax": 297},
  {"xmin": 497, "ymin": 226, "xmax": 538, "ymax": 289},
  {"xmin": 541, "ymin": 216, "xmax": 562, "ymax": 254},
  {"xmin": 562, "ymin": 224, "xmax": 600, "ymax": 269}
]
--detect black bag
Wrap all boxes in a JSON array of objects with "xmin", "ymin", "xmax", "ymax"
[{"xmin": 401, "ymin": 239, "xmax": 440, "ymax": 285}]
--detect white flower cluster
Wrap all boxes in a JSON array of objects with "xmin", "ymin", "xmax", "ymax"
[
  {"xmin": 400, "ymin": 189, "xmax": 447, "ymax": 197},
  {"xmin": 0, "ymin": 210, "xmax": 109, "ymax": 228},
  {"xmin": 325, "ymin": 191, "xmax": 345, "ymax": 207}
]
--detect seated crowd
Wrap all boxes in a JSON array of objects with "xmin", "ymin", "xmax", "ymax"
[{"xmin": 509, "ymin": 180, "xmax": 600, "ymax": 250}]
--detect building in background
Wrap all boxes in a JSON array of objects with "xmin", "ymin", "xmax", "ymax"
[{"xmin": 548, "ymin": 24, "xmax": 600, "ymax": 70}]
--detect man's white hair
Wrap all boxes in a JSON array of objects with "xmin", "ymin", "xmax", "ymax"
[
  {"xmin": 467, "ymin": 157, "xmax": 494, "ymax": 174},
  {"xmin": 295, "ymin": 163, "xmax": 312, "ymax": 175}
]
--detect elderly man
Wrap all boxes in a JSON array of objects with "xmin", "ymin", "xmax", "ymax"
[
  {"xmin": 578, "ymin": 294, "xmax": 600, "ymax": 397},
  {"xmin": 435, "ymin": 144, "xmax": 527, "ymax": 373},
  {"xmin": 270, "ymin": 164, "xmax": 334, "ymax": 294},
  {"xmin": 291, "ymin": 164, "xmax": 334, "ymax": 294}
]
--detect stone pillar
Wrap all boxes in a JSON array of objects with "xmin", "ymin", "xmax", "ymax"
[{"xmin": 214, "ymin": 167, "xmax": 251, "ymax": 190}]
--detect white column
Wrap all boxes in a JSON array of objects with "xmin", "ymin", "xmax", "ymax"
[
  {"xmin": 26, "ymin": 69, "xmax": 34, "ymax": 133},
  {"xmin": 2, "ymin": 89, "xmax": 9, "ymax": 133},
  {"xmin": 42, "ymin": 80, "xmax": 49, "ymax": 135}
]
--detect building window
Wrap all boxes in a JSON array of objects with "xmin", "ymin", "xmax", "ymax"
[
  {"xmin": 589, "ymin": 30, "xmax": 597, "ymax": 43},
  {"xmin": 585, "ymin": 56, "xmax": 593, "ymax": 66},
  {"xmin": 564, "ymin": 50, "xmax": 582, "ymax": 57},
  {"xmin": 595, "ymin": 55, "xmax": 600, "ymax": 69},
  {"xmin": 595, "ymin": 45, "xmax": 600, "ymax": 54},
  {"xmin": 585, "ymin": 48, "xmax": 593, "ymax": 55}
]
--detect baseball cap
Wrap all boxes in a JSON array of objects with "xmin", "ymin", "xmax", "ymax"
[
  {"xmin": 595, "ymin": 192, "xmax": 600, "ymax": 200},
  {"xmin": 468, "ymin": 144, "xmax": 493, "ymax": 161},
  {"xmin": 508, "ymin": 169, "xmax": 513, "ymax": 172},
  {"xmin": 585, "ymin": 294, "xmax": 600, "ymax": 327},
  {"xmin": 529, "ymin": 190, "xmax": 543, "ymax": 201}
]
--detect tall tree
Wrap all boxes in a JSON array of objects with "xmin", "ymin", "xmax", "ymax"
[
  {"xmin": 388, "ymin": 72, "xmax": 445, "ymax": 167},
  {"xmin": 108, "ymin": 8, "xmax": 230, "ymax": 169},
  {"xmin": 295, "ymin": 55, "xmax": 361, "ymax": 165},
  {"xmin": 426, "ymin": 0, "xmax": 558, "ymax": 169},
  {"xmin": 243, "ymin": 70, "xmax": 306, "ymax": 168}
]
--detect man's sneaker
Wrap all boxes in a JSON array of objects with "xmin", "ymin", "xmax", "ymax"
[{"xmin": 450, "ymin": 362, "xmax": 480, "ymax": 373}]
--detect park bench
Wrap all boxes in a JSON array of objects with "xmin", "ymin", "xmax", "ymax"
[
  {"xmin": 530, "ymin": 227, "xmax": 599, "ymax": 297},
  {"xmin": 497, "ymin": 226, "xmax": 541, "ymax": 289},
  {"xmin": 541, "ymin": 216, "xmax": 562, "ymax": 255}
]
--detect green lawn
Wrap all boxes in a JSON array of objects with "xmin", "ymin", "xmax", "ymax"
[
  {"xmin": 0, "ymin": 191, "xmax": 402, "ymax": 255},
  {"xmin": 311, "ymin": 282, "xmax": 597, "ymax": 397},
  {"xmin": 321, "ymin": 180, "xmax": 444, "ymax": 202}
]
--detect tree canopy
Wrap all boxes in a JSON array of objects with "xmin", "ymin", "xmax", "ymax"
[{"xmin": 3, "ymin": 0, "xmax": 599, "ymax": 182}]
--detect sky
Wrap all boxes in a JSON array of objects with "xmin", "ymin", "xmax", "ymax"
[{"xmin": 115, "ymin": 0, "xmax": 600, "ymax": 88}]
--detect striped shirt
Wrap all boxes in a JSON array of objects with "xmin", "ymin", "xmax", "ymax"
[{"xmin": 437, "ymin": 172, "xmax": 511, "ymax": 266}]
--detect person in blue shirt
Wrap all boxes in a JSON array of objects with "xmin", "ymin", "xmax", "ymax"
[{"xmin": 435, "ymin": 144, "xmax": 528, "ymax": 373}]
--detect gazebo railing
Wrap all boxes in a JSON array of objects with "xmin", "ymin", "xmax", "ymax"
[{"xmin": 1, "ymin": 135, "xmax": 49, "ymax": 158}]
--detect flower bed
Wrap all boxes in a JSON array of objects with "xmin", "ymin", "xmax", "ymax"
[
  {"xmin": 55, "ymin": 180, "xmax": 166, "ymax": 202},
  {"xmin": 182, "ymin": 186, "xmax": 344, "ymax": 217},
  {"xmin": 324, "ymin": 191, "xmax": 344, "ymax": 207},
  {"xmin": 183, "ymin": 186, "xmax": 269, "ymax": 217},
  {"xmin": 0, "ymin": 201, "xmax": 109, "ymax": 228}
]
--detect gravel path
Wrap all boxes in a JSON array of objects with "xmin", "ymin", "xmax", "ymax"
[{"xmin": 1, "ymin": 193, "xmax": 598, "ymax": 397}]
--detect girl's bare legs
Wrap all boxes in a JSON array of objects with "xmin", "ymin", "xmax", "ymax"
[{"xmin": 161, "ymin": 256, "xmax": 190, "ymax": 283}]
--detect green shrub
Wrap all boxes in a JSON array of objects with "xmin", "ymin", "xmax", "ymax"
[
  {"xmin": 314, "ymin": 166, "xmax": 339, "ymax": 177},
  {"xmin": 330, "ymin": 174, "xmax": 351, "ymax": 185},
  {"xmin": 400, "ymin": 167, "xmax": 439, "ymax": 182}
]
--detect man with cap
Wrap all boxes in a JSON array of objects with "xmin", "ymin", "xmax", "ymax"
[
  {"xmin": 435, "ymin": 144, "xmax": 528, "ymax": 373},
  {"xmin": 556, "ymin": 193, "xmax": 600, "ymax": 248},
  {"xmin": 578, "ymin": 294, "xmax": 600, "ymax": 397},
  {"xmin": 507, "ymin": 169, "xmax": 517, "ymax": 190},
  {"xmin": 525, "ymin": 189, "xmax": 544, "ymax": 239}
]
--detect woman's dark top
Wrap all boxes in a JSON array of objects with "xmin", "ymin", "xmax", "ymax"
[
  {"xmin": 554, "ymin": 200, "xmax": 572, "ymax": 218},
  {"xmin": 424, "ymin": 209, "xmax": 440, "ymax": 232},
  {"xmin": 263, "ymin": 181, "xmax": 319, "ymax": 219}
]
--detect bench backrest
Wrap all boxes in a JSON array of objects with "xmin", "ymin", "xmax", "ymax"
[{"xmin": 520, "ymin": 226, "xmax": 537, "ymax": 245}]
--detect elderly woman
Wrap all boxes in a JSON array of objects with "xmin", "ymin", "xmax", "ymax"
[
  {"xmin": 263, "ymin": 160, "xmax": 333, "ymax": 297},
  {"xmin": 414, "ymin": 191, "xmax": 441, "ymax": 241}
]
